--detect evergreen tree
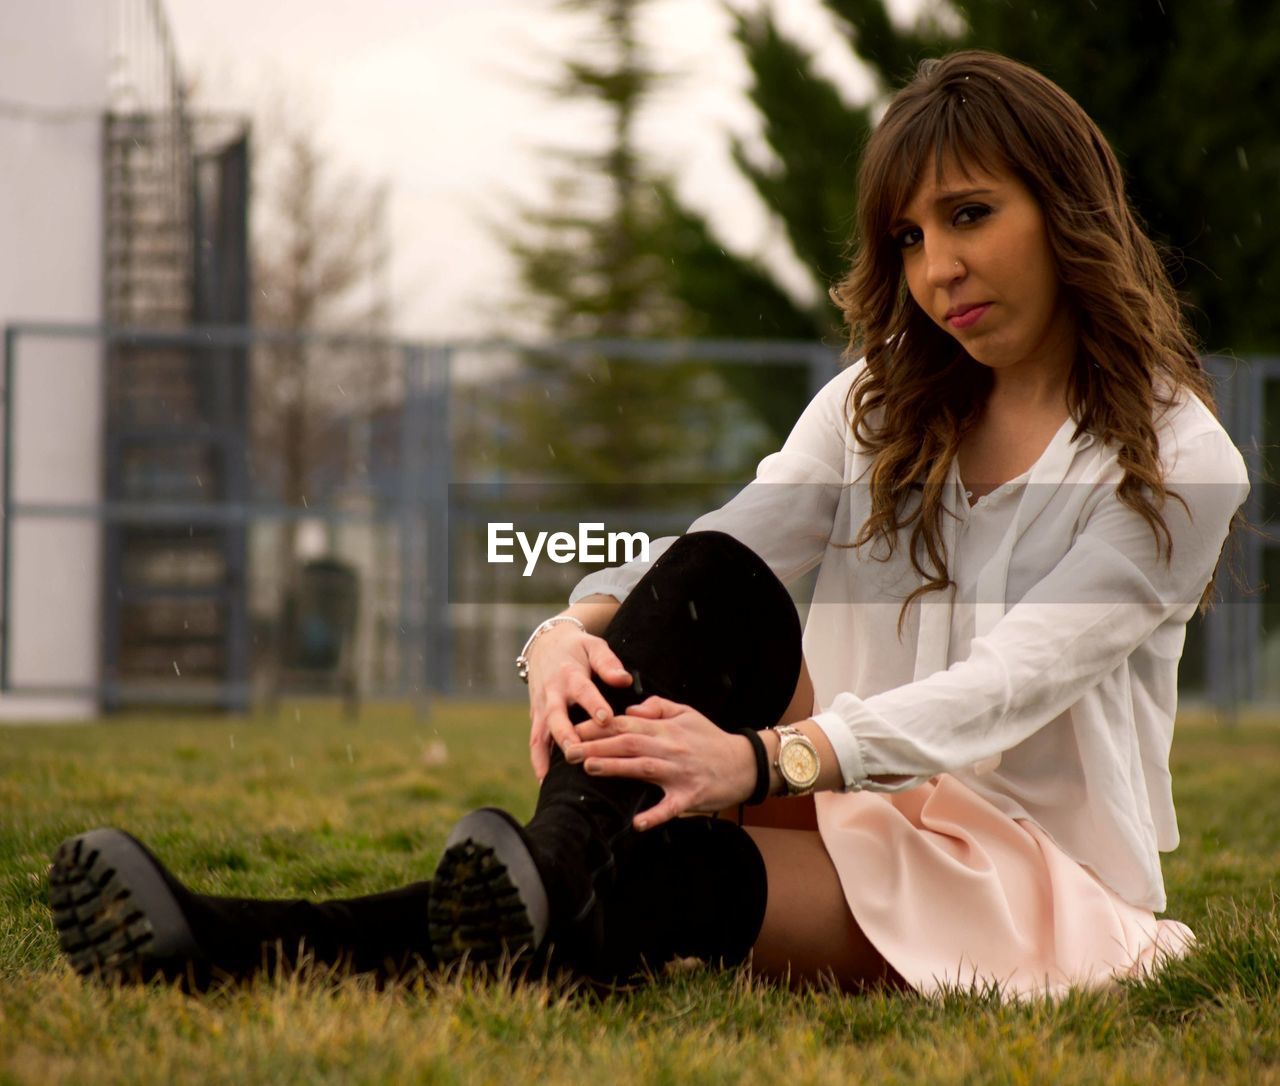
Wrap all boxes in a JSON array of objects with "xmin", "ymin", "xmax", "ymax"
[{"xmin": 491, "ymin": 0, "xmax": 742, "ymax": 497}]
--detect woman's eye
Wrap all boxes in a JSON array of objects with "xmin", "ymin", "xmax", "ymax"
[
  {"xmin": 894, "ymin": 227, "xmax": 923, "ymax": 250},
  {"xmin": 954, "ymin": 204, "xmax": 992, "ymax": 226}
]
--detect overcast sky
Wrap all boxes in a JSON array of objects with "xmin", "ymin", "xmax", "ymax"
[{"xmin": 163, "ymin": 0, "xmax": 910, "ymax": 341}]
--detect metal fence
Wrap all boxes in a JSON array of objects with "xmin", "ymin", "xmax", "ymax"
[
  {"xmin": 0, "ymin": 323, "xmax": 840, "ymax": 712},
  {"xmin": 0, "ymin": 323, "xmax": 1272, "ymax": 715}
]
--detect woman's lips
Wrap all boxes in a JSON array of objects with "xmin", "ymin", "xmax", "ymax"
[{"xmin": 946, "ymin": 303, "xmax": 991, "ymax": 330}]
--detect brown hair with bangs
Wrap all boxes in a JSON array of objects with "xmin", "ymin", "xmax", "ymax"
[{"xmin": 828, "ymin": 50, "xmax": 1218, "ymax": 629}]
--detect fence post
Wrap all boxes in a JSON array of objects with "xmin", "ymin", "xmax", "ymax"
[
  {"xmin": 424, "ymin": 344, "xmax": 453, "ymax": 697},
  {"xmin": 1, "ymin": 325, "xmax": 13, "ymax": 692},
  {"xmin": 399, "ymin": 343, "xmax": 424, "ymax": 703}
]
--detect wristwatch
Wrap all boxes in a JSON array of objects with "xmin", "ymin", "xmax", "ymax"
[{"xmin": 771, "ymin": 724, "xmax": 821, "ymax": 796}]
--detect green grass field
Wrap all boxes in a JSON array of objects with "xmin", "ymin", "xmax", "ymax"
[{"xmin": 2, "ymin": 703, "xmax": 1279, "ymax": 1084}]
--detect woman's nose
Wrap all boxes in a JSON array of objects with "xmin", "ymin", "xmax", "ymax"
[{"xmin": 924, "ymin": 242, "xmax": 964, "ymax": 288}]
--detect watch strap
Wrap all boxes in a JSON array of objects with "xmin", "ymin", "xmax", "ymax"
[{"xmin": 740, "ymin": 728, "xmax": 770, "ymax": 806}]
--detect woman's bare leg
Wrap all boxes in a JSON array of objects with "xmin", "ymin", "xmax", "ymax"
[
  {"xmin": 745, "ymin": 825, "xmax": 910, "ymax": 994},
  {"xmin": 728, "ymin": 656, "xmax": 910, "ymax": 993}
]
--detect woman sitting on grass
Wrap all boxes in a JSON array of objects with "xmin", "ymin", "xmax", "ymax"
[{"xmin": 51, "ymin": 50, "xmax": 1249, "ymax": 999}]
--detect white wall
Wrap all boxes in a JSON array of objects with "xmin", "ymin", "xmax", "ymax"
[{"xmin": 0, "ymin": 2, "xmax": 109, "ymax": 720}]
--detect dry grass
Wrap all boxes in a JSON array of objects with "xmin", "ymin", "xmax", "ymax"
[{"xmin": 2, "ymin": 702, "xmax": 1279, "ymax": 1084}]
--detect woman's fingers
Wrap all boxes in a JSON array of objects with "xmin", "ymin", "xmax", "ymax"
[
  {"xmin": 621, "ymin": 696, "xmax": 685, "ymax": 717},
  {"xmin": 585, "ymin": 640, "xmax": 633, "ymax": 687},
  {"xmin": 541, "ymin": 689, "xmax": 580, "ymax": 755},
  {"xmin": 633, "ymin": 794, "xmax": 686, "ymax": 831},
  {"xmin": 569, "ymin": 726, "xmax": 664, "ymax": 763},
  {"xmin": 570, "ymin": 714, "xmax": 659, "ymax": 743},
  {"xmin": 530, "ymin": 707, "xmax": 560, "ymax": 781},
  {"xmin": 578, "ymin": 755, "xmax": 666, "ymax": 782},
  {"xmin": 565, "ymin": 670, "xmax": 617, "ymax": 727}
]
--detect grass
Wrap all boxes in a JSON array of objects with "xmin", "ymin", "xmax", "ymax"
[{"xmin": 1, "ymin": 702, "xmax": 1279, "ymax": 1084}]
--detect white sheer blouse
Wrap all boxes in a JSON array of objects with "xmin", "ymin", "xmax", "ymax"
[{"xmin": 568, "ymin": 359, "xmax": 1250, "ymax": 910}]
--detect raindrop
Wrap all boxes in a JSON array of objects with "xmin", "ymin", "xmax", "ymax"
[
  {"xmin": 294, "ymin": 708, "xmax": 301, "ymax": 722},
  {"xmin": 195, "ymin": 474, "xmax": 202, "ymax": 488},
  {"xmin": 547, "ymin": 444, "xmax": 557, "ymax": 459},
  {"xmin": 1237, "ymin": 146, "xmax": 1249, "ymax": 171},
  {"xmin": 172, "ymin": 660, "xmax": 181, "ymax": 676},
  {"xmin": 1233, "ymin": 234, "xmax": 1242, "ymax": 249},
  {"xmin": 336, "ymin": 382, "xmax": 346, "ymax": 396},
  {"xmin": 688, "ymin": 600, "xmax": 698, "ymax": 620},
  {"xmin": 229, "ymin": 734, "xmax": 235, "ymax": 750},
  {"xmin": 301, "ymin": 495, "xmax": 308, "ymax": 507},
  {"xmin": 290, "ymin": 755, "xmax": 296, "ymax": 770}
]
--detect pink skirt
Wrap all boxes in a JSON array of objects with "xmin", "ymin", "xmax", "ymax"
[{"xmin": 813, "ymin": 774, "xmax": 1195, "ymax": 1000}]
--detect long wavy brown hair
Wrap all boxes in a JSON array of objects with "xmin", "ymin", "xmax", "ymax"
[{"xmin": 828, "ymin": 50, "xmax": 1219, "ymax": 630}]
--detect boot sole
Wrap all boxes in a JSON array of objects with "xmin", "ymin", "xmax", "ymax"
[
  {"xmin": 428, "ymin": 809, "xmax": 549, "ymax": 970},
  {"xmin": 48, "ymin": 828, "xmax": 198, "ymax": 984}
]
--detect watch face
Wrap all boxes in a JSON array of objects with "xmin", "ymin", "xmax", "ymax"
[{"xmin": 781, "ymin": 740, "xmax": 819, "ymax": 788}]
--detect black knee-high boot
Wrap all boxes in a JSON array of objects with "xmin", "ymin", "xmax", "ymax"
[
  {"xmin": 49, "ymin": 828, "xmax": 436, "ymax": 988},
  {"xmin": 429, "ymin": 529, "xmax": 801, "ymax": 978}
]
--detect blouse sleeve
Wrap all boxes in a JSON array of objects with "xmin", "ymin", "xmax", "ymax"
[
  {"xmin": 566, "ymin": 362, "xmax": 856, "ymax": 605},
  {"xmin": 811, "ymin": 424, "xmax": 1251, "ymax": 792}
]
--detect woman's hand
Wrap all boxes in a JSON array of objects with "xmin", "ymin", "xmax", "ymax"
[
  {"xmin": 526, "ymin": 624, "xmax": 633, "ymax": 782},
  {"xmin": 565, "ymin": 696, "xmax": 759, "ymax": 830}
]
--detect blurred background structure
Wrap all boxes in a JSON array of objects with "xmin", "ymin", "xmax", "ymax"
[{"xmin": 0, "ymin": 0, "xmax": 1275, "ymax": 721}]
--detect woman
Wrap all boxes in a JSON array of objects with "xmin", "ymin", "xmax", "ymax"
[
  {"xmin": 51, "ymin": 51, "xmax": 1249, "ymax": 999},
  {"xmin": 426, "ymin": 48, "xmax": 1251, "ymax": 997}
]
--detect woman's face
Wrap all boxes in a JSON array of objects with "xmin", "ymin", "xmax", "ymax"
[{"xmin": 892, "ymin": 157, "xmax": 1077, "ymax": 382}]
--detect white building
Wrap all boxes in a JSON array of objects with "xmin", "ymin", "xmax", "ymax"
[{"xmin": 0, "ymin": 1, "xmax": 250, "ymax": 720}]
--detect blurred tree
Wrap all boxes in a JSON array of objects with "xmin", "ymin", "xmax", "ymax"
[
  {"xmin": 685, "ymin": 0, "xmax": 1279, "ymax": 357},
  {"xmin": 240, "ymin": 91, "xmax": 395, "ymax": 623},
  {"xmin": 491, "ymin": 0, "xmax": 776, "ymax": 493},
  {"xmin": 250, "ymin": 103, "xmax": 394, "ymax": 519}
]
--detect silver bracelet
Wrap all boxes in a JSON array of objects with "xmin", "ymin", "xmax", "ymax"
[{"xmin": 516, "ymin": 616, "xmax": 586, "ymax": 683}]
